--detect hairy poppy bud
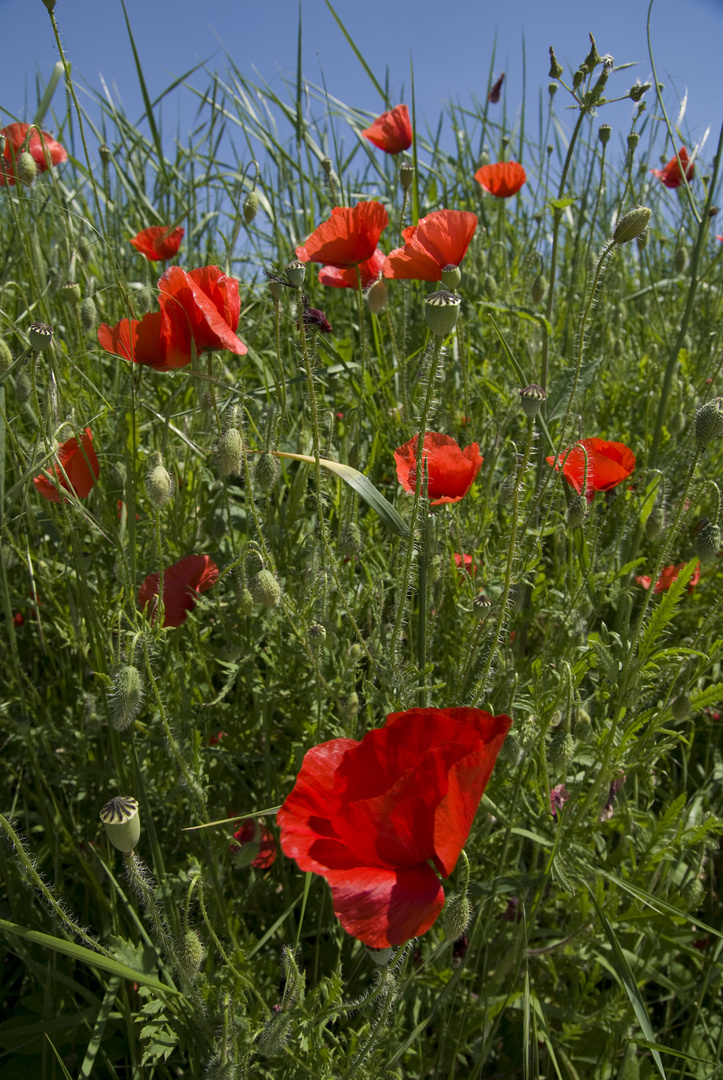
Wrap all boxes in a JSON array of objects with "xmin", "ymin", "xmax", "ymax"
[
  {"xmin": 669, "ymin": 410, "xmax": 685, "ymax": 435},
  {"xmin": 695, "ymin": 520, "xmax": 721, "ymax": 566},
  {"xmin": 598, "ymin": 124, "xmax": 612, "ymax": 145},
  {"xmin": 176, "ymin": 928, "xmax": 205, "ymax": 980},
  {"xmin": 547, "ymin": 731, "xmax": 575, "ymax": 773},
  {"xmin": 284, "ymin": 259, "xmax": 305, "ymax": 289},
  {"xmin": 238, "ymin": 586, "xmax": 254, "ymax": 617},
  {"xmin": 681, "ymin": 878, "xmax": 704, "ymax": 911},
  {"xmin": 308, "ymin": 623, "xmax": 327, "ymax": 649},
  {"xmin": 243, "ymin": 190, "xmax": 259, "ymax": 225},
  {"xmin": 109, "ymin": 664, "xmax": 144, "ymax": 731},
  {"xmin": 548, "ymin": 47, "xmax": 564, "ymax": 80},
  {"xmin": 100, "ymin": 795, "xmax": 140, "ymax": 854},
  {"xmin": 62, "ymin": 281, "xmax": 81, "ymax": 306},
  {"xmin": 217, "ymin": 428, "xmax": 242, "ymax": 477},
  {"xmin": 15, "ymin": 374, "xmax": 32, "ymax": 403},
  {"xmin": 440, "ymin": 264, "xmax": 462, "ymax": 291},
  {"xmin": 339, "ymin": 522, "xmax": 362, "ymax": 557},
  {"xmin": 483, "ymin": 273, "xmax": 497, "ymax": 300},
  {"xmin": 400, "ymin": 162, "xmax": 415, "ymax": 191},
  {"xmin": 519, "ymin": 383, "xmax": 547, "ymax": 418},
  {"xmin": 673, "ymin": 247, "xmax": 688, "ymax": 274},
  {"xmin": 341, "ymin": 692, "xmax": 359, "ymax": 721},
  {"xmin": 573, "ymin": 712, "xmax": 593, "ymax": 742},
  {"xmin": 16, "ymin": 151, "xmax": 37, "ymax": 186},
  {"xmin": 500, "ymin": 473, "xmax": 517, "ymax": 504},
  {"xmin": 28, "ymin": 321, "xmax": 53, "ymax": 352},
  {"xmin": 531, "ymin": 273, "xmax": 547, "ymax": 305},
  {"xmin": 694, "ymin": 398, "xmax": 723, "ymax": 445},
  {"xmin": 645, "ymin": 506, "xmax": 666, "ymax": 540},
  {"xmin": 671, "ymin": 694, "xmax": 692, "ymax": 721},
  {"xmin": 254, "ymin": 451, "xmax": 280, "ymax": 491},
  {"xmin": 0, "ymin": 337, "xmax": 12, "ymax": 375},
  {"xmin": 250, "ymin": 568, "xmax": 281, "ymax": 608},
  {"xmin": 257, "ymin": 1007, "xmax": 293, "ymax": 1058},
  {"xmin": 613, "ymin": 206, "xmax": 651, "ymax": 244},
  {"xmin": 366, "ymin": 278, "xmax": 388, "ymax": 314},
  {"xmin": 443, "ymin": 892, "xmax": 471, "ymax": 940},
  {"xmin": 424, "ymin": 289, "xmax": 461, "ymax": 338},
  {"xmin": 146, "ymin": 463, "xmax": 174, "ymax": 509},
  {"xmin": 268, "ymin": 279, "xmax": 284, "ymax": 302},
  {"xmin": 500, "ymin": 730, "xmax": 521, "ymax": 764},
  {"xmin": 567, "ymin": 494, "xmax": 589, "ymax": 529},
  {"xmin": 80, "ymin": 297, "xmax": 97, "ymax": 333}
]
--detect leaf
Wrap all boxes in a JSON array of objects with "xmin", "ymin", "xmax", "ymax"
[
  {"xmin": 638, "ymin": 558, "xmax": 699, "ymax": 664},
  {"xmin": 548, "ymin": 197, "xmax": 578, "ymax": 211},
  {"xmin": 274, "ymin": 452, "xmax": 409, "ymax": 538}
]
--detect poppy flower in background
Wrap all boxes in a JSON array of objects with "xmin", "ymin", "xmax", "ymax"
[
  {"xmin": 395, "ymin": 432, "xmax": 484, "ymax": 506},
  {"xmin": 383, "ymin": 209, "xmax": 478, "ymax": 282},
  {"xmin": 301, "ymin": 306, "xmax": 332, "ymax": 334},
  {"xmin": 278, "ymin": 707, "xmax": 512, "ymax": 948},
  {"xmin": 361, "ymin": 104, "xmax": 412, "ymax": 155},
  {"xmin": 229, "ymin": 820, "xmax": 277, "ymax": 869},
  {"xmin": 474, "ymin": 161, "xmax": 527, "ymax": 199},
  {"xmin": 296, "ymin": 202, "xmax": 389, "ymax": 269},
  {"xmin": 488, "ymin": 73, "xmax": 505, "ymax": 104},
  {"xmin": 209, "ymin": 731, "xmax": 228, "ymax": 746},
  {"xmin": 651, "ymin": 147, "xmax": 694, "ymax": 189},
  {"xmin": 129, "ymin": 225, "xmax": 185, "ymax": 262},
  {"xmin": 635, "ymin": 562, "xmax": 701, "ymax": 594},
  {"xmin": 453, "ymin": 553, "xmax": 477, "ymax": 576},
  {"xmin": 33, "ymin": 428, "xmax": 100, "ymax": 503},
  {"xmin": 97, "ymin": 307, "xmax": 193, "ymax": 371},
  {"xmin": 0, "ymin": 122, "xmax": 67, "ymax": 186},
  {"xmin": 550, "ymin": 784, "xmax": 570, "ymax": 820},
  {"xmin": 138, "ymin": 554, "xmax": 219, "ymax": 628},
  {"xmin": 546, "ymin": 438, "xmax": 636, "ymax": 497},
  {"xmin": 317, "ymin": 248, "xmax": 386, "ymax": 289}
]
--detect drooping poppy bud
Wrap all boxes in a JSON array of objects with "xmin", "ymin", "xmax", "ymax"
[
  {"xmin": 645, "ymin": 506, "xmax": 666, "ymax": 540},
  {"xmin": 80, "ymin": 297, "xmax": 98, "ymax": 333},
  {"xmin": 613, "ymin": 206, "xmax": 651, "ymax": 245},
  {"xmin": 243, "ymin": 190, "xmax": 259, "ymax": 225},
  {"xmin": 531, "ymin": 274, "xmax": 548, "ymax": 305},
  {"xmin": 250, "ymin": 568, "xmax": 281, "ymax": 608},
  {"xmin": 694, "ymin": 398, "xmax": 723, "ymax": 445},
  {"xmin": 695, "ymin": 520, "xmax": 721, "ymax": 566},
  {"xmin": 217, "ymin": 428, "xmax": 242, "ymax": 477},
  {"xmin": 567, "ymin": 495, "xmax": 588, "ymax": 529},
  {"xmin": 254, "ymin": 452, "xmax": 280, "ymax": 491},
  {"xmin": 146, "ymin": 462, "xmax": 174, "ymax": 509},
  {"xmin": 548, "ymin": 731, "xmax": 575, "ymax": 773}
]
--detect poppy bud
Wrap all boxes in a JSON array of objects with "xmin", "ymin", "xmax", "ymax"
[
  {"xmin": 80, "ymin": 297, "xmax": 97, "ymax": 333},
  {"xmin": 98, "ymin": 144, "xmax": 111, "ymax": 166},
  {"xmin": 547, "ymin": 731, "xmax": 575, "ymax": 773},
  {"xmin": 238, "ymin": 586, "xmax": 254, "ymax": 617},
  {"xmin": 341, "ymin": 692, "xmax": 359, "ymax": 721},
  {"xmin": 146, "ymin": 463, "xmax": 174, "ymax": 509},
  {"xmin": 694, "ymin": 398, "xmax": 723, "ymax": 445},
  {"xmin": 572, "ymin": 713, "xmax": 594, "ymax": 742},
  {"xmin": 254, "ymin": 451, "xmax": 280, "ymax": 491},
  {"xmin": 0, "ymin": 337, "xmax": 12, "ymax": 375},
  {"xmin": 483, "ymin": 273, "xmax": 497, "ymax": 300},
  {"xmin": 681, "ymin": 878, "xmax": 704, "ymax": 911},
  {"xmin": 598, "ymin": 124, "xmax": 612, "ymax": 145},
  {"xmin": 636, "ymin": 231, "xmax": 648, "ymax": 252},
  {"xmin": 424, "ymin": 290, "xmax": 461, "ymax": 338},
  {"xmin": 366, "ymin": 278, "xmax": 388, "ymax": 314},
  {"xmin": 176, "ymin": 928, "xmax": 204, "ymax": 980},
  {"xmin": 100, "ymin": 795, "xmax": 141, "ymax": 854},
  {"xmin": 531, "ymin": 274, "xmax": 547, "ymax": 305},
  {"xmin": 339, "ymin": 521, "xmax": 362, "ymax": 556},
  {"xmin": 268, "ymin": 279, "xmax": 284, "ymax": 302},
  {"xmin": 62, "ymin": 281, "xmax": 82, "ymax": 306},
  {"xmin": 28, "ymin": 321, "xmax": 53, "ymax": 352},
  {"xmin": 613, "ymin": 206, "xmax": 651, "ymax": 244},
  {"xmin": 500, "ymin": 730, "xmax": 521, "ymax": 764},
  {"xmin": 250, "ymin": 568, "xmax": 281, "ymax": 608},
  {"xmin": 217, "ymin": 428, "xmax": 242, "ymax": 477},
  {"xmin": 109, "ymin": 664, "xmax": 144, "ymax": 731},
  {"xmin": 443, "ymin": 891, "xmax": 471, "ymax": 940},
  {"xmin": 567, "ymin": 494, "xmax": 589, "ymax": 530},
  {"xmin": 243, "ymin": 190, "xmax": 259, "ymax": 226},
  {"xmin": 627, "ymin": 132, "xmax": 640, "ymax": 152},
  {"xmin": 673, "ymin": 247, "xmax": 688, "ymax": 274},
  {"xmin": 400, "ymin": 162, "xmax": 415, "ymax": 191},
  {"xmin": 284, "ymin": 260, "xmax": 305, "ymax": 289},
  {"xmin": 16, "ymin": 151, "xmax": 37, "ymax": 186},
  {"xmin": 669, "ymin": 410, "xmax": 685, "ymax": 435},
  {"xmin": 440, "ymin": 264, "xmax": 462, "ymax": 291},
  {"xmin": 695, "ymin": 520, "xmax": 721, "ymax": 566},
  {"xmin": 308, "ymin": 623, "xmax": 327, "ymax": 649},
  {"xmin": 321, "ymin": 156, "xmax": 333, "ymax": 176},
  {"xmin": 671, "ymin": 694, "xmax": 692, "ymax": 721},
  {"xmin": 257, "ymin": 1007, "xmax": 293, "ymax": 1058},
  {"xmin": 645, "ymin": 506, "xmax": 666, "ymax": 540},
  {"xmin": 548, "ymin": 47, "xmax": 564, "ymax": 80},
  {"xmin": 519, "ymin": 383, "xmax": 547, "ymax": 419}
]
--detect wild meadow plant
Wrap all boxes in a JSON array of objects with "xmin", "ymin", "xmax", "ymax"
[{"xmin": 2, "ymin": 5, "xmax": 723, "ymax": 1077}]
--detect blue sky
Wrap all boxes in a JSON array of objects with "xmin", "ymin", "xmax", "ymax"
[{"xmin": 0, "ymin": 0, "xmax": 721, "ymax": 169}]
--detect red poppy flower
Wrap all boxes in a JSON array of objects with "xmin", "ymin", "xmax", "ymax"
[
  {"xmin": 12, "ymin": 613, "xmax": 24, "ymax": 628},
  {"xmin": 296, "ymin": 202, "xmax": 389, "ymax": 269},
  {"xmin": 474, "ymin": 161, "xmax": 527, "ymax": 199},
  {"xmin": 138, "ymin": 554, "xmax": 219, "ymax": 628},
  {"xmin": 316, "ymin": 248, "xmax": 385, "ymax": 289},
  {"xmin": 209, "ymin": 731, "xmax": 228, "ymax": 746},
  {"xmin": 0, "ymin": 122, "xmax": 67, "ymax": 186},
  {"xmin": 361, "ymin": 104, "xmax": 412, "ymax": 155},
  {"xmin": 383, "ymin": 210, "xmax": 478, "ymax": 282},
  {"xmin": 229, "ymin": 820, "xmax": 277, "ymax": 869},
  {"xmin": 129, "ymin": 225, "xmax": 185, "ymax": 262},
  {"xmin": 97, "ymin": 307, "xmax": 193, "ymax": 371},
  {"xmin": 279, "ymin": 707, "xmax": 512, "ymax": 947},
  {"xmin": 651, "ymin": 147, "xmax": 694, "ymax": 189},
  {"xmin": 394, "ymin": 432, "xmax": 483, "ymax": 506},
  {"xmin": 546, "ymin": 438, "xmax": 635, "ymax": 497},
  {"xmin": 33, "ymin": 428, "xmax": 100, "ymax": 503},
  {"xmin": 635, "ymin": 562, "xmax": 701, "ymax": 594},
  {"xmin": 454, "ymin": 553, "xmax": 477, "ymax": 576}
]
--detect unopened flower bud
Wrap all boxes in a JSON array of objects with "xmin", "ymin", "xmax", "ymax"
[
  {"xmin": 15, "ymin": 373, "xmax": 31, "ymax": 402},
  {"xmin": 400, "ymin": 162, "xmax": 415, "ymax": 191},
  {"xmin": 681, "ymin": 878, "xmax": 704, "ymax": 911},
  {"xmin": 0, "ymin": 337, "xmax": 12, "ymax": 374},
  {"xmin": 146, "ymin": 463, "xmax": 174, "ymax": 509},
  {"xmin": 366, "ymin": 278, "xmax": 387, "ymax": 314},
  {"xmin": 440, "ymin": 264, "xmax": 461, "ymax": 291},
  {"xmin": 483, "ymin": 273, "xmax": 497, "ymax": 300},
  {"xmin": 519, "ymin": 383, "xmax": 547, "ymax": 419},
  {"xmin": 573, "ymin": 713, "xmax": 594, "ymax": 742},
  {"xmin": 28, "ymin": 321, "xmax": 53, "ymax": 352},
  {"xmin": 80, "ymin": 296, "xmax": 97, "ymax": 333},
  {"xmin": 341, "ymin": 692, "xmax": 359, "ymax": 721},
  {"xmin": 645, "ymin": 506, "xmax": 666, "ymax": 540},
  {"xmin": 284, "ymin": 260, "xmax": 305, "ymax": 289},
  {"xmin": 254, "ymin": 451, "xmax": 280, "ymax": 491},
  {"xmin": 673, "ymin": 247, "xmax": 688, "ymax": 274},
  {"xmin": 238, "ymin": 586, "xmax": 254, "ymax": 617},
  {"xmin": 16, "ymin": 151, "xmax": 37, "ymax": 186},
  {"xmin": 613, "ymin": 206, "xmax": 651, "ymax": 244},
  {"xmin": 424, "ymin": 289, "xmax": 461, "ymax": 338},
  {"xmin": 572, "ymin": 69, "xmax": 585, "ymax": 90},
  {"xmin": 671, "ymin": 694, "xmax": 692, "ymax": 721},
  {"xmin": 443, "ymin": 891, "xmax": 471, "ymax": 940},
  {"xmin": 531, "ymin": 273, "xmax": 547, "ymax": 304},
  {"xmin": 669, "ymin": 410, "xmax": 685, "ymax": 435},
  {"xmin": 500, "ymin": 473, "xmax": 517, "ymax": 504},
  {"xmin": 268, "ymin": 278, "xmax": 284, "ymax": 302},
  {"xmin": 584, "ymin": 33, "xmax": 603, "ymax": 69},
  {"xmin": 243, "ymin": 190, "xmax": 259, "ymax": 225},
  {"xmin": 217, "ymin": 428, "xmax": 242, "ymax": 477},
  {"xmin": 176, "ymin": 928, "xmax": 204, "ymax": 980},
  {"xmin": 250, "ymin": 568, "xmax": 281, "ymax": 608},
  {"xmin": 695, "ymin": 520, "xmax": 721, "ymax": 566},
  {"xmin": 694, "ymin": 398, "xmax": 723, "ymax": 445},
  {"xmin": 598, "ymin": 124, "xmax": 612, "ymax": 145},
  {"xmin": 257, "ymin": 1007, "xmax": 293, "ymax": 1058},
  {"xmin": 548, "ymin": 47, "xmax": 564, "ymax": 80},
  {"xmin": 567, "ymin": 494, "xmax": 589, "ymax": 529},
  {"xmin": 308, "ymin": 623, "xmax": 327, "ymax": 649},
  {"xmin": 61, "ymin": 281, "xmax": 81, "ymax": 306},
  {"xmin": 627, "ymin": 131, "xmax": 640, "ymax": 152},
  {"xmin": 339, "ymin": 521, "xmax": 362, "ymax": 556},
  {"xmin": 100, "ymin": 796, "xmax": 140, "ymax": 853},
  {"xmin": 109, "ymin": 664, "xmax": 144, "ymax": 731},
  {"xmin": 77, "ymin": 235, "xmax": 92, "ymax": 263},
  {"xmin": 547, "ymin": 731, "xmax": 575, "ymax": 773}
]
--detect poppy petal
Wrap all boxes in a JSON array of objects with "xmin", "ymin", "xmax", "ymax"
[
  {"xmin": 361, "ymin": 104, "xmax": 413, "ymax": 155},
  {"xmin": 324, "ymin": 862, "xmax": 445, "ymax": 948},
  {"xmin": 33, "ymin": 428, "xmax": 99, "ymax": 502},
  {"xmin": 130, "ymin": 225, "xmax": 184, "ymax": 262},
  {"xmin": 158, "ymin": 266, "xmax": 246, "ymax": 355},
  {"xmin": 384, "ymin": 210, "xmax": 478, "ymax": 282},
  {"xmin": 138, "ymin": 554, "xmax": 219, "ymax": 628},
  {"xmin": 474, "ymin": 161, "xmax": 527, "ymax": 199},
  {"xmin": 297, "ymin": 202, "xmax": 389, "ymax": 269}
]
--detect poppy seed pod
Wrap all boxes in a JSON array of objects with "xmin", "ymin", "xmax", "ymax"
[
  {"xmin": 268, "ymin": 279, "xmax": 284, "ymax": 302},
  {"xmin": 613, "ymin": 206, "xmax": 652, "ymax": 244},
  {"xmin": 308, "ymin": 623, "xmax": 327, "ymax": 649},
  {"xmin": 109, "ymin": 664, "xmax": 144, "ymax": 731},
  {"xmin": 366, "ymin": 945, "xmax": 393, "ymax": 966},
  {"xmin": 366, "ymin": 278, "xmax": 388, "ymax": 314},
  {"xmin": 28, "ymin": 321, "xmax": 53, "ymax": 352},
  {"xmin": 243, "ymin": 190, "xmax": 259, "ymax": 225},
  {"xmin": 440, "ymin": 264, "xmax": 462, "ymax": 291},
  {"xmin": 695, "ymin": 520, "xmax": 721, "ymax": 566},
  {"xmin": 16, "ymin": 151, "xmax": 37, "ymax": 186},
  {"xmin": 694, "ymin": 398, "xmax": 723, "ymax": 445},
  {"xmin": 424, "ymin": 290, "xmax": 461, "ymax": 338},
  {"xmin": 250, "ymin": 568, "xmax": 281, "ymax": 608},
  {"xmin": 627, "ymin": 132, "xmax": 640, "ymax": 152},
  {"xmin": 284, "ymin": 259, "xmax": 306, "ymax": 289},
  {"xmin": 519, "ymin": 383, "xmax": 547, "ymax": 418},
  {"xmin": 400, "ymin": 161, "xmax": 415, "ymax": 191},
  {"xmin": 598, "ymin": 124, "xmax": 612, "ymax": 145},
  {"xmin": 146, "ymin": 463, "xmax": 174, "ymax": 509},
  {"xmin": 254, "ymin": 451, "xmax": 280, "ymax": 491},
  {"xmin": 62, "ymin": 281, "xmax": 81, "ymax": 306},
  {"xmin": 100, "ymin": 796, "xmax": 141, "ymax": 853},
  {"xmin": 217, "ymin": 428, "xmax": 242, "ymax": 477}
]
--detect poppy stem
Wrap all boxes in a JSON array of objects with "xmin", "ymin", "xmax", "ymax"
[{"xmin": 417, "ymin": 506, "xmax": 431, "ymax": 707}]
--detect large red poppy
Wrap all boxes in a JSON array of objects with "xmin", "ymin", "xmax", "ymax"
[
  {"xmin": 138, "ymin": 554, "xmax": 219, "ymax": 628},
  {"xmin": 383, "ymin": 210, "xmax": 478, "ymax": 282},
  {"xmin": 316, "ymin": 248, "xmax": 385, "ymax": 289},
  {"xmin": 97, "ymin": 307, "xmax": 193, "ymax": 371},
  {"xmin": 129, "ymin": 225, "xmax": 185, "ymax": 262},
  {"xmin": 33, "ymin": 428, "xmax": 100, "ymax": 503},
  {"xmin": 0, "ymin": 122, "xmax": 67, "ymax": 186},
  {"xmin": 361, "ymin": 104, "xmax": 412, "ymax": 155},
  {"xmin": 395, "ymin": 432, "xmax": 483, "ymax": 506},
  {"xmin": 635, "ymin": 562, "xmax": 700, "ymax": 594},
  {"xmin": 474, "ymin": 161, "xmax": 526, "ymax": 199},
  {"xmin": 296, "ymin": 202, "xmax": 389, "ymax": 269},
  {"xmin": 546, "ymin": 438, "xmax": 635, "ymax": 496},
  {"xmin": 651, "ymin": 147, "xmax": 694, "ymax": 189},
  {"xmin": 279, "ymin": 707, "xmax": 512, "ymax": 947}
]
